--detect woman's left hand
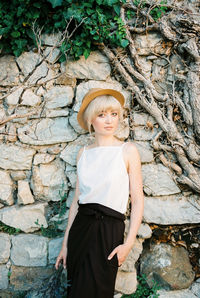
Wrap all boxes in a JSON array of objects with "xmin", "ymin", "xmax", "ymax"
[{"xmin": 107, "ymin": 244, "xmax": 132, "ymax": 267}]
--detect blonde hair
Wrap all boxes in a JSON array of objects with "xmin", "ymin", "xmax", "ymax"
[{"xmin": 83, "ymin": 95, "xmax": 124, "ymax": 134}]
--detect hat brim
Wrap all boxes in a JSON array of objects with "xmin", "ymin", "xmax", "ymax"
[{"xmin": 77, "ymin": 88, "xmax": 125, "ymax": 131}]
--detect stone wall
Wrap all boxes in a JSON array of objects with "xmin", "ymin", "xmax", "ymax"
[{"xmin": 0, "ymin": 33, "xmax": 200, "ymax": 297}]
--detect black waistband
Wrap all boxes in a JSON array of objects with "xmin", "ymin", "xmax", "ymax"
[{"xmin": 77, "ymin": 201, "xmax": 126, "ymax": 221}]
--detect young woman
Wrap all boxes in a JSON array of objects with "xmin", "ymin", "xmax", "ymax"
[{"xmin": 55, "ymin": 88, "xmax": 144, "ymax": 298}]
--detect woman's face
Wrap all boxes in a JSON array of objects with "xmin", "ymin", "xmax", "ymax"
[{"xmin": 91, "ymin": 109, "xmax": 119, "ymax": 135}]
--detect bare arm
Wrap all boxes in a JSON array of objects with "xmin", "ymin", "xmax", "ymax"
[
  {"xmin": 55, "ymin": 147, "xmax": 83, "ymax": 269},
  {"xmin": 108, "ymin": 142, "xmax": 144, "ymax": 265},
  {"xmin": 123, "ymin": 143, "xmax": 144, "ymax": 249}
]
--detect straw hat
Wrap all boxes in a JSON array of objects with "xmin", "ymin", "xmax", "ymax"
[{"xmin": 77, "ymin": 88, "xmax": 125, "ymax": 130}]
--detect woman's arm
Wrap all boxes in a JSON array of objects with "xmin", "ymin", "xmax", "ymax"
[
  {"xmin": 108, "ymin": 142, "xmax": 144, "ymax": 265},
  {"xmin": 123, "ymin": 143, "xmax": 144, "ymax": 249},
  {"xmin": 55, "ymin": 147, "xmax": 83, "ymax": 269}
]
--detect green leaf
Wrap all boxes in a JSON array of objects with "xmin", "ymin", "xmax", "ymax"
[
  {"xmin": 11, "ymin": 31, "xmax": 21, "ymax": 38},
  {"xmin": 113, "ymin": 5, "xmax": 120, "ymax": 15},
  {"xmin": 0, "ymin": 27, "xmax": 10, "ymax": 35},
  {"xmin": 47, "ymin": 0, "xmax": 63, "ymax": 8},
  {"xmin": 106, "ymin": 0, "xmax": 118, "ymax": 5},
  {"xmin": 83, "ymin": 48, "xmax": 91, "ymax": 59},
  {"xmin": 120, "ymin": 39, "xmax": 129, "ymax": 48},
  {"xmin": 33, "ymin": 2, "xmax": 41, "ymax": 8}
]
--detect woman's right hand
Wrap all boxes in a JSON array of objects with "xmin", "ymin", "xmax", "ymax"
[{"xmin": 55, "ymin": 246, "xmax": 67, "ymax": 270}]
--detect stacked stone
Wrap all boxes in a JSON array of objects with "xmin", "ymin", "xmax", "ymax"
[{"xmin": 0, "ymin": 33, "xmax": 199, "ymax": 296}]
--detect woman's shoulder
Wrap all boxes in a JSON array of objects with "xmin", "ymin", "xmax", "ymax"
[
  {"xmin": 123, "ymin": 141, "xmax": 140, "ymax": 159},
  {"xmin": 124, "ymin": 141, "xmax": 138, "ymax": 151},
  {"xmin": 76, "ymin": 146, "xmax": 85, "ymax": 164}
]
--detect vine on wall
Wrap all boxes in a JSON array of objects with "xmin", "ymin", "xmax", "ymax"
[{"xmin": 0, "ymin": 0, "xmax": 168, "ymax": 59}]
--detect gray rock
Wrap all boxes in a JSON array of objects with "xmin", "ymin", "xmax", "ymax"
[
  {"xmin": 49, "ymin": 210, "xmax": 69, "ymax": 231},
  {"xmin": 44, "ymin": 86, "xmax": 74, "ymax": 109},
  {"xmin": 37, "ymin": 68, "xmax": 57, "ymax": 85},
  {"xmin": 114, "ymin": 294, "xmax": 122, "ymax": 298},
  {"xmin": 10, "ymin": 266, "xmax": 54, "ymax": 291},
  {"xmin": 56, "ymin": 73, "xmax": 77, "ymax": 87},
  {"xmin": 137, "ymin": 223, "xmax": 152, "ymax": 239},
  {"xmin": 9, "ymin": 106, "xmax": 41, "ymax": 123},
  {"xmin": 143, "ymin": 194, "xmax": 200, "ymax": 224},
  {"xmin": 47, "ymin": 144, "xmax": 65, "ymax": 155},
  {"xmin": 16, "ymin": 51, "xmax": 48, "ymax": 83},
  {"xmin": 0, "ymin": 203, "xmax": 48, "ymax": 233},
  {"xmin": 114, "ymin": 117, "xmax": 130, "ymax": 140},
  {"xmin": 0, "ymin": 265, "xmax": 9, "ymax": 290},
  {"xmin": 31, "ymin": 159, "xmax": 68, "ymax": 202},
  {"xmin": 115, "ymin": 270, "xmax": 137, "ymax": 295},
  {"xmin": 132, "ymin": 112, "xmax": 157, "ymax": 126},
  {"xmin": 18, "ymin": 117, "xmax": 77, "ymax": 145},
  {"xmin": 60, "ymin": 135, "xmax": 94, "ymax": 166},
  {"xmin": 137, "ymin": 56, "xmax": 152, "ymax": 77},
  {"xmin": 16, "ymin": 52, "xmax": 41, "ymax": 77},
  {"xmin": 0, "ymin": 170, "xmax": 14, "ymax": 205},
  {"xmin": 17, "ymin": 180, "xmax": 35, "ymax": 205},
  {"xmin": 6, "ymin": 87, "xmax": 23, "ymax": 105},
  {"xmin": 142, "ymin": 164, "xmax": 181, "ymax": 196},
  {"xmin": 48, "ymin": 237, "xmax": 63, "ymax": 264},
  {"xmin": 28, "ymin": 61, "xmax": 48, "ymax": 84},
  {"xmin": 33, "ymin": 153, "xmax": 56, "ymax": 165},
  {"xmin": 190, "ymin": 278, "xmax": 200, "ymax": 297},
  {"xmin": 134, "ymin": 141, "xmax": 154, "ymax": 163},
  {"xmin": 41, "ymin": 32, "xmax": 62, "ymax": 46},
  {"xmin": 67, "ymin": 170, "xmax": 77, "ymax": 188},
  {"xmin": 44, "ymin": 108, "xmax": 69, "ymax": 118},
  {"xmin": 64, "ymin": 51, "xmax": 111, "ymax": 80},
  {"xmin": 0, "ymin": 107, "xmax": 6, "ymax": 121},
  {"xmin": 11, "ymin": 234, "xmax": 48, "ymax": 266},
  {"xmin": 0, "ymin": 144, "xmax": 35, "ymax": 170},
  {"xmin": 158, "ymin": 289, "xmax": 196, "ymax": 298},
  {"xmin": 69, "ymin": 112, "xmax": 87, "ymax": 134},
  {"xmin": 133, "ymin": 126, "xmax": 159, "ymax": 141},
  {"xmin": 0, "ymin": 233, "xmax": 11, "ymax": 264},
  {"xmin": 0, "ymin": 56, "xmax": 19, "ymax": 86},
  {"xmin": 10, "ymin": 171, "xmax": 27, "ymax": 181},
  {"xmin": 135, "ymin": 33, "xmax": 169, "ymax": 56},
  {"xmin": 43, "ymin": 47, "xmax": 60, "ymax": 64},
  {"xmin": 140, "ymin": 243, "xmax": 195, "ymax": 290},
  {"xmin": 6, "ymin": 123, "xmax": 17, "ymax": 142},
  {"xmin": 65, "ymin": 163, "xmax": 76, "ymax": 172},
  {"xmin": 21, "ymin": 90, "xmax": 41, "ymax": 106}
]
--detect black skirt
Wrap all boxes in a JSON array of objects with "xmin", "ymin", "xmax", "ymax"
[{"xmin": 66, "ymin": 201, "xmax": 126, "ymax": 298}]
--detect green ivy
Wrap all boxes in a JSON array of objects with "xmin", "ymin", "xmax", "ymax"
[
  {"xmin": 121, "ymin": 274, "xmax": 160, "ymax": 297},
  {"xmin": 0, "ymin": 0, "xmax": 168, "ymax": 60},
  {"xmin": 0, "ymin": 0, "xmax": 128, "ymax": 59},
  {"xmin": 34, "ymin": 184, "xmax": 68, "ymax": 238},
  {"xmin": 0, "ymin": 221, "xmax": 21, "ymax": 235}
]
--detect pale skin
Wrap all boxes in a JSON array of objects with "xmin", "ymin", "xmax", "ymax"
[{"xmin": 55, "ymin": 108, "xmax": 144, "ymax": 269}]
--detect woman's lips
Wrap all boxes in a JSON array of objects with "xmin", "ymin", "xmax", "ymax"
[{"xmin": 105, "ymin": 127, "xmax": 113, "ymax": 129}]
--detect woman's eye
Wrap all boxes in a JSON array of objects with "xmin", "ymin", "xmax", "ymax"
[{"xmin": 112, "ymin": 112, "xmax": 118, "ymax": 116}]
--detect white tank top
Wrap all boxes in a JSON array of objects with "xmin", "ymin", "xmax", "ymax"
[{"xmin": 77, "ymin": 143, "xmax": 129, "ymax": 214}]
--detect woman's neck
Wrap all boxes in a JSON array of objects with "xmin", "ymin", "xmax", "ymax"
[{"xmin": 93, "ymin": 136, "xmax": 120, "ymax": 147}]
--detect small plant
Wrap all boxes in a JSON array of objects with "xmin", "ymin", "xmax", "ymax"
[
  {"xmin": 150, "ymin": 0, "xmax": 168, "ymax": 21},
  {"xmin": 7, "ymin": 270, "xmax": 11, "ymax": 281},
  {"xmin": 35, "ymin": 183, "xmax": 68, "ymax": 238},
  {"xmin": 34, "ymin": 218, "xmax": 63, "ymax": 238},
  {"xmin": 0, "ymin": 221, "xmax": 21, "ymax": 235},
  {"xmin": 121, "ymin": 274, "xmax": 160, "ymax": 297}
]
